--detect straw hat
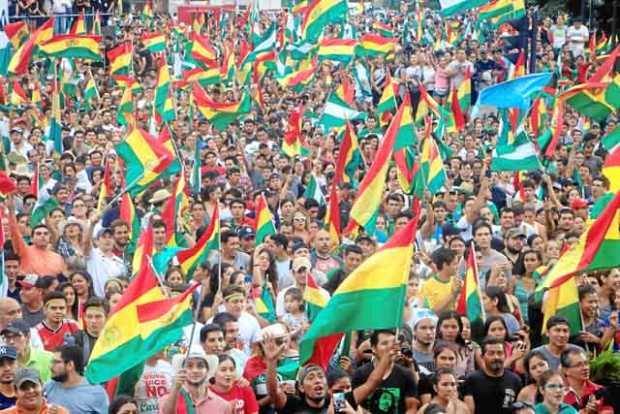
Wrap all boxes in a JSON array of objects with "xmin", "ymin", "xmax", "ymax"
[{"xmin": 149, "ymin": 189, "xmax": 172, "ymax": 204}]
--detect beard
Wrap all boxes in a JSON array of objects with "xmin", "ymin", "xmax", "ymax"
[
  {"xmin": 52, "ymin": 373, "xmax": 68, "ymax": 383},
  {"xmin": 488, "ymin": 360, "xmax": 503, "ymax": 374}
]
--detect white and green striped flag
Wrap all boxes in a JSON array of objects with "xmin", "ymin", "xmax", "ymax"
[
  {"xmin": 318, "ymin": 93, "xmax": 366, "ymax": 132},
  {"xmin": 491, "ymin": 132, "xmax": 542, "ymax": 172},
  {"xmin": 0, "ymin": 31, "xmax": 10, "ymax": 77},
  {"xmin": 439, "ymin": 0, "xmax": 489, "ymax": 16},
  {"xmin": 303, "ymin": 174, "xmax": 325, "ymax": 206}
]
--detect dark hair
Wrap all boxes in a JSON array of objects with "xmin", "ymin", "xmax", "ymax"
[
  {"xmin": 57, "ymin": 282, "xmax": 78, "ymax": 318},
  {"xmin": 55, "ymin": 345, "xmax": 84, "ymax": 375},
  {"xmin": 481, "ymin": 336, "xmax": 505, "ymax": 355},
  {"xmin": 151, "ymin": 219, "xmax": 166, "ymax": 231},
  {"xmin": 578, "ymin": 284, "xmax": 597, "ymax": 301},
  {"xmin": 108, "ymin": 395, "xmax": 136, "ymax": 414},
  {"xmin": 43, "ymin": 291, "xmax": 66, "ymax": 305},
  {"xmin": 370, "ymin": 329, "xmax": 396, "ymax": 347},
  {"xmin": 222, "ymin": 285, "xmax": 245, "ymax": 300},
  {"xmin": 473, "ymin": 222, "xmax": 492, "ymax": 237},
  {"xmin": 546, "ymin": 315, "xmax": 569, "ymax": 331},
  {"xmin": 284, "ymin": 287, "xmax": 304, "ymax": 312},
  {"xmin": 484, "ymin": 315, "xmax": 509, "ymax": 342},
  {"xmin": 217, "ymin": 354, "xmax": 236, "ymax": 367},
  {"xmin": 83, "ymin": 297, "xmax": 110, "ymax": 316},
  {"xmin": 430, "ymin": 247, "xmax": 456, "ymax": 271},
  {"xmin": 431, "ymin": 367, "xmax": 456, "ymax": 386},
  {"xmin": 70, "ymin": 271, "xmax": 95, "ymax": 299},
  {"xmin": 485, "ymin": 286, "xmax": 511, "ymax": 313},
  {"xmin": 433, "ymin": 341, "xmax": 458, "ymax": 361},
  {"xmin": 212, "ymin": 312, "xmax": 238, "ymax": 328},
  {"xmin": 251, "ymin": 247, "xmax": 279, "ymax": 293},
  {"xmin": 537, "ymin": 370, "xmax": 563, "ymax": 391},
  {"xmin": 270, "ymin": 233, "xmax": 288, "ymax": 249},
  {"xmin": 436, "ymin": 311, "xmax": 466, "ymax": 347},
  {"xmin": 221, "ymin": 230, "xmax": 239, "ymax": 244},
  {"xmin": 200, "ymin": 323, "xmax": 224, "ymax": 343},
  {"xmin": 343, "ymin": 244, "xmax": 363, "ymax": 257},
  {"xmin": 326, "ymin": 366, "xmax": 350, "ymax": 387},
  {"xmin": 523, "ymin": 350, "xmax": 550, "ymax": 385}
]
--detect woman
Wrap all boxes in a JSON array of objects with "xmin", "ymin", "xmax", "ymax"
[
  {"xmin": 435, "ymin": 311, "xmax": 474, "ymax": 378},
  {"xmin": 483, "ymin": 286, "xmax": 521, "ymax": 336},
  {"xmin": 56, "ymin": 219, "xmax": 88, "ymax": 269},
  {"xmin": 291, "ymin": 211, "xmax": 310, "ymax": 243},
  {"xmin": 108, "ymin": 395, "xmax": 138, "ymax": 414},
  {"xmin": 210, "ymin": 355, "xmax": 259, "ymax": 414},
  {"xmin": 250, "ymin": 246, "xmax": 279, "ymax": 327},
  {"xmin": 58, "ymin": 282, "xmax": 79, "ymax": 321},
  {"xmin": 517, "ymin": 350, "xmax": 550, "ymax": 404},
  {"xmin": 418, "ymin": 368, "xmax": 470, "ymax": 414},
  {"xmin": 514, "ymin": 250, "xmax": 543, "ymax": 323},
  {"xmin": 70, "ymin": 271, "xmax": 95, "ymax": 320},
  {"xmin": 534, "ymin": 371, "xmax": 578, "ymax": 414},
  {"xmin": 486, "ymin": 263, "xmax": 523, "ymax": 323},
  {"xmin": 419, "ymin": 343, "xmax": 460, "ymax": 404},
  {"xmin": 477, "ymin": 316, "xmax": 527, "ymax": 371}
]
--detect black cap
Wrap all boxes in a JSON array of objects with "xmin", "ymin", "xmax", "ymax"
[
  {"xmin": 238, "ymin": 227, "xmax": 255, "ymax": 240},
  {"xmin": 1, "ymin": 319, "xmax": 30, "ymax": 336},
  {"xmin": 0, "ymin": 345, "xmax": 17, "ymax": 360}
]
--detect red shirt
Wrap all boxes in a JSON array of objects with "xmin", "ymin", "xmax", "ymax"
[
  {"xmin": 563, "ymin": 380, "xmax": 613, "ymax": 413},
  {"xmin": 210, "ymin": 384, "xmax": 258, "ymax": 414},
  {"xmin": 35, "ymin": 320, "xmax": 80, "ymax": 351}
]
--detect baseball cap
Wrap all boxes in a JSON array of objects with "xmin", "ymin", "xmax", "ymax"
[
  {"xmin": 506, "ymin": 228, "xmax": 526, "ymax": 239},
  {"xmin": 171, "ymin": 346, "xmax": 218, "ymax": 380},
  {"xmin": 10, "ymin": 127, "xmax": 22, "ymax": 134},
  {"xmin": 237, "ymin": 227, "xmax": 255, "ymax": 240},
  {"xmin": 13, "ymin": 368, "xmax": 41, "ymax": 388},
  {"xmin": 1, "ymin": 319, "xmax": 30, "ymax": 337},
  {"xmin": 0, "ymin": 345, "xmax": 17, "ymax": 360},
  {"xmin": 296, "ymin": 364, "xmax": 324, "ymax": 384},
  {"xmin": 292, "ymin": 256, "xmax": 311, "ymax": 272},
  {"xmin": 442, "ymin": 224, "xmax": 461, "ymax": 237},
  {"xmin": 17, "ymin": 274, "xmax": 39, "ymax": 289}
]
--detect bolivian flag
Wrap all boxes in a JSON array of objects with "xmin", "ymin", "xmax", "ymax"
[
  {"xmin": 317, "ymin": 38, "xmax": 357, "ymax": 63},
  {"xmin": 9, "ymin": 80, "xmax": 28, "ymax": 106},
  {"xmin": 324, "ymin": 182, "xmax": 341, "ymax": 251},
  {"xmin": 107, "ymin": 42, "xmax": 132, "ymax": 75},
  {"xmin": 300, "ymin": 218, "xmax": 417, "ymax": 367},
  {"xmin": 40, "ymin": 35, "xmax": 102, "ymax": 61},
  {"xmin": 282, "ymin": 105, "xmax": 304, "ymax": 157},
  {"xmin": 537, "ymin": 191, "xmax": 620, "ymax": 291},
  {"xmin": 70, "ymin": 11, "xmax": 86, "ymax": 35},
  {"xmin": 456, "ymin": 247, "xmax": 485, "ymax": 324},
  {"xmin": 116, "ymin": 86, "xmax": 134, "ymax": 126},
  {"xmin": 115, "ymin": 129, "xmax": 174, "ymax": 196},
  {"xmin": 8, "ymin": 17, "xmax": 54, "ymax": 75},
  {"xmin": 176, "ymin": 202, "xmax": 220, "ymax": 279},
  {"xmin": 112, "ymin": 75, "xmax": 142, "ymax": 93},
  {"xmin": 301, "ymin": 0, "xmax": 348, "ymax": 42},
  {"xmin": 190, "ymin": 32, "xmax": 218, "ymax": 67},
  {"xmin": 603, "ymin": 146, "xmax": 620, "ymax": 192},
  {"xmin": 191, "ymin": 83, "xmax": 251, "ymax": 131},
  {"xmin": 356, "ymin": 34, "xmax": 397, "ymax": 57},
  {"xmin": 85, "ymin": 263, "xmax": 198, "ymax": 384},
  {"xmin": 334, "ymin": 122, "xmax": 363, "ymax": 185},
  {"xmin": 4, "ymin": 21, "xmax": 29, "ymax": 48},
  {"xmin": 141, "ymin": 32, "xmax": 166, "ymax": 53},
  {"xmin": 176, "ymin": 67, "xmax": 221, "ymax": 88},
  {"xmin": 255, "ymin": 193, "xmax": 276, "ymax": 243}
]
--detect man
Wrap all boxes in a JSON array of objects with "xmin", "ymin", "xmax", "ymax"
[
  {"xmin": 208, "ymin": 230, "xmax": 251, "ymax": 272},
  {"xmin": 410, "ymin": 310, "xmax": 437, "ymax": 374},
  {"xmin": 150, "ymin": 220, "xmax": 179, "ymax": 276},
  {"xmin": 212, "ymin": 312, "xmax": 247, "ymax": 376},
  {"xmin": 109, "ymin": 219, "xmax": 130, "ymax": 261},
  {"xmin": 322, "ymin": 245, "xmax": 363, "ymax": 294},
  {"xmin": 17, "ymin": 275, "xmax": 44, "ymax": 328},
  {"xmin": 557, "ymin": 208, "xmax": 575, "ymax": 233},
  {"xmin": 3, "ymin": 254, "xmax": 20, "ymax": 301},
  {"xmin": 533, "ymin": 316, "xmax": 572, "ymax": 371},
  {"xmin": 237, "ymin": 227, "xmax": 256, "ymax": 255},
  {"xmin": 463, "ymin": 336, "xmax": 522, "ymax": 414},
  {"xmin": 160, "ymin": 347, "xmax": 231, "ymax": 414},
  {"xmin": 419, "ymin": 248, "xmax": 462, "ymax": 314},
  {"xmin": 70, "ymin": 298, "xmax": 108, "ymax": 364},
  {"xmin": 199, "ymin": 324, "xmax": 225, "ymax": 356},
  {"xmin": 265, "ymin": 330, "xmax": 395, "ymax": 413},
  {"xmin": 7, "ymin": 197, "xmax": 65, "ymax": 277},
  {"xmin": 0, "ymin": 299, "xmax": 42, "ymax": 350},
  {"xmin": 228, "ymin": 198, "xmax": 255, "ymax": 230},
  {"xmin": 1, "ymin": 320, "xmax": 53, "ymax": 383},
  {"xmin": 0, "ymin": 368, "xmax": 69, "ymax": 414},
  {"xmin": 561, "ymin": 347, "xmax": 613, "ymax": 413},
  {"xmin": 86, "ymin": 227, "xmax": 127, "ymax": 297},
  {"xmin": 493, "ymin": 208, "xmax": 515, "ymax": 239},
  {"xmin": 311, "ymin": 229, "xmax": 341, "ymax": 277},
  {"xmin": 566, "ymin": 18, "xmax": 589, "ymax": 57},
  {"xmin": 34, "ymin": 293, "xmax": 79, "ymax": 352},
  {"xmin": 503, "ymin": 228, "xmax": 526, "ymax": 265},
  {"xmin": 0, "ymin": 346, "xmax": 17, "ymax": 409},
  {"xmin": 474, "ymin": 223, "xmax": 508, "ymax": 284},
  {"xmin": 218, "ymin": 286, "xmax": 260, "ymax": 354},
  {"xmin": 456, "ymin": 194, "xmax": 487, "ymax": 241},
  {"xmin": 44, "ymin": 345, "xmax": 109, "ymax": 414},
  {"xmin": 276, "ymin": 256, "xmax": 310, "ymax": 318},
  {"xmin": 268, "ymin": 234, "xmax": 292, "ymax": 289}
]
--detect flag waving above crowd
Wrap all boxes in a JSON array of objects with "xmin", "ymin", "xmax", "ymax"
[{"xmin": 0, "ymin": 1, "xmax": 620, "ymax": 414}]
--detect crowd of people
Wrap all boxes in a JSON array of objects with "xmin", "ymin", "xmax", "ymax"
[{"xmin": 0, "ymin": 0, "xmax": 619, "ymax": 413}]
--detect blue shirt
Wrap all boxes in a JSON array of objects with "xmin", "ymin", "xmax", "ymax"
[
  {"xmin": 43, "ymin": 378, "xmax": 109, "ymax": 414},
  {"xmin": 0, "ymin": 392, "xmax": 15, "ymax": 410}
]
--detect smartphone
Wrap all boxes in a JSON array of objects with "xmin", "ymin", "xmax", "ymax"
[{"xmin": 333, "ymin": 393, "xmax": 346, "ymax": 413}]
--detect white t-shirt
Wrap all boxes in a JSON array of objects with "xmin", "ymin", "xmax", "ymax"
[
  {"xmin": 566, "ymin": 25, "xmax": 589, "ymax": 56},
  {"xmin": 208, "ymin": 312, "xmax": 259, "ymax": 356},
  {"xmin": 550, "ymin": 25, "xmax": 567, "ymax": 49},
  {"xmin": 86, "ymin": 248, "xmax": 128, "ymax": 297},
  {"xmin": 134, "ymin": 360, "xmax": 174, "ymax": 414}
]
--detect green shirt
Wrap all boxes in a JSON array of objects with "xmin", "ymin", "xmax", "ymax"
[{"xmin": 24, "ymin": 348, "xmax": 53, "ymax": 383}]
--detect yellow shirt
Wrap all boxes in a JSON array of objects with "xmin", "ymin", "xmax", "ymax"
[{"xmin": 419, "ymin": 275, "xmax": 455, "ymax": 311}]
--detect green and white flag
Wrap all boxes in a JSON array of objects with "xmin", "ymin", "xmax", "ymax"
[
  {"xmin": 491, "ymin": 131, "xmax": 542, "ymax": 172},
  {"xmin": 439, "ymin": 0, "xmax": 489, "ymax": 16},
  {"xmin": 0, "ymin": 31, "xmax": 11, "ymax": 77},
  {"xmin": 30, "ymin": 195, "xmax": 60, "ymax": 228},
  {"xmin": 303, "ymin": 174, "xmax": 325, "ymax": 206},
  {"xmin": 318, "ymin": 93, "xmax": 367, "ymax": 132}
]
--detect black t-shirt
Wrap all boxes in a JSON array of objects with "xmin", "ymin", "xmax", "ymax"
[
  {"xmin": 279, "ymin": 392, "xmax": 356, "ymax": 414},
  {"xmin": 0, "ymin": 391, "xmax": 15, "ymax": 410},
  {"xmin": 462, "ymin": 369, "xmax": 522, "ymax": 414},
  {"xmin": 352, "ymin": 363, "xmax": 417, "ymax": 414}
]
